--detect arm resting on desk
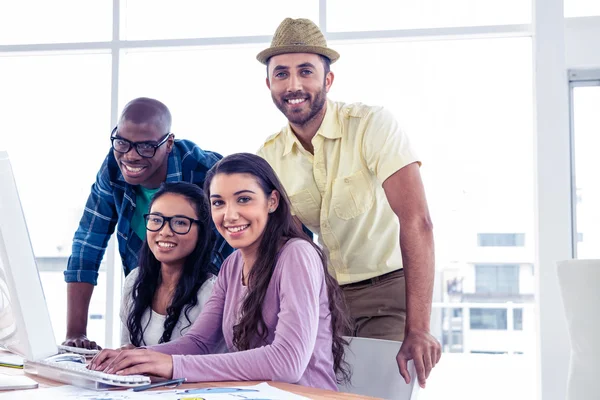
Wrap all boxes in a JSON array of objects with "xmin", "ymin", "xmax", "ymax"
[{"xmin": 153, "ymin": 243, "xmax": 323, "ymax": 384}]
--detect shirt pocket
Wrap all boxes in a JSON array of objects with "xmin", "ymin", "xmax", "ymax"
[
  {"xmin": 289, "ymin": 189, "xmax": 321, "ymax": 229},
  {"xmin": 332, "ymin": 170, "xmax": 375, "ymax": 220}
]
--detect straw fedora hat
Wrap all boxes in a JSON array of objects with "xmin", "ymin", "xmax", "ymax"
[{"xmin": 257, "ymin": 18, "xmax": 340, "ymax": 64}]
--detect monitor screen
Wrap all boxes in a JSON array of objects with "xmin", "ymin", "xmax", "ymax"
[{"xmin": 0, "ymin": 151, "xmax": 57, "ymax": 361}]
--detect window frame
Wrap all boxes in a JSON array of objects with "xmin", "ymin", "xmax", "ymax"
[{"xmin": 568, "ymin": 69, "xmax": 600, "ymax": 258}]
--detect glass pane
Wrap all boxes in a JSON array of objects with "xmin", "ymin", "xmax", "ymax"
[
  {"xmin": 328, "ymin": 37, "xmax": 535, "ymax": 399},
  {"xmin": 0, "ymin": 53, "xmax": 112, "ymax": 347},
  {"xmin": 119, "ymin": 44, "xmax": 286, "ymax": 155},
  {"xmin": 470, "ymin": 309, "xmax": 507, "ymax": 330},
  {"xmin": 122, "ymin": 0, "xmax": 319, "ymax": 40},
  {"xmin": 39, "ymin": 270, "xmax": 106, "ymax": 346},
  {"xmin": 0, "ymin": 0, "xmax": 112, "ymax": 45},
  {"xmin": 475, "ymin": 265, "xmax": 520, "ymax": 295},
  {"xmin": 478, "ymin": 233, "xmax": 525, "ymax": 247},
  {"xmin": 565, "ymin": 0, "xmax": 600, "ymax": 17},
  {"xmin": 514, "ymin": 308, "xmax": 523, "ymax": 330},
  {"xmin": 572, "ymin": 85, "xmax": 600, "ymax": 258},
  {"xmin": 327, "ymin": 0, "xmax": 531, "ymax": 32}
]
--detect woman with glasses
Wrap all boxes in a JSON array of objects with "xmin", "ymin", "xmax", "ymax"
[
  {"xmin": 120, "ymin": 182, "xmax": 217, "ymax": 347},
  {"xmin": 91, "ymin": 153, "xmax": 351, "ymax": 391}
]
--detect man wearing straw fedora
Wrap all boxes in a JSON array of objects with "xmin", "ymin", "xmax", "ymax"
[{"xmin": 257, "ymin": 18, "xmax": 440, "ymax": 388}]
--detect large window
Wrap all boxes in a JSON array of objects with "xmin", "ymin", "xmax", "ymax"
[
  {"xmin": 0, "ymin": 53, "xmax": 112, "ymax": 345},
  {"xmin": 0, "ymin": 0, "xmax": 112, "ymax": 44},
  {"xmin": 0, "ymin": 2, "xmax": 541, "ymax": 399},
  {"xmin": 327, "ymin": 0, "xmax": 531, "ymax": 31},
  {"xmin": 565, "ymin": 0, "xmax": 600, "ymax": 17},
  {"xmin": 122, "ymin": 0, "xmax": 319, "ymax": 40},
  {"xmin": 0, "ymin": 54, "xmax": 112, "ymax": 255},
  {"xmin": 119, "ymin": 45, "xmax": 284, "ymax": 154}
]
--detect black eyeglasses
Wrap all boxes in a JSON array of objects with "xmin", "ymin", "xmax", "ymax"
[
  {"xmin": 110, "ymin": 127, "xmax": 171, "ymax": 158},
  {"xmin": 144, "ymin": 213, "xmax": 200, "ymax": 235}
]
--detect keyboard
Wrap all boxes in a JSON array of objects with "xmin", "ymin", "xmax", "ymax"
[
  {"xmin": 57, "ymin": 344, "xmax": 100, "ymax": 357},
  {"xmin": 24, "ymin": 359, "xmax": 151, "ymax": 390}
]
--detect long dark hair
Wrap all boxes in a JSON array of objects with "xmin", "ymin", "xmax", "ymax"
[
  {"xmin": 127, "ymin": 182, "xmax": 217, "ymax": 346},
  {"xmin": 203, "ymin": 153, "xmax": 351, "ymax": 383}
]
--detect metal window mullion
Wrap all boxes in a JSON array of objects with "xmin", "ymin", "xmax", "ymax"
[
  {"xmin": 0, "ymin": 24, "xmax": 533, "ymax": 55},
  {"xmin": 327, "ymin": 24, "xmax": 532, "ymax": 42},
  {"xmin": 569, "ymin": 68, "xmax": 600, "ymax": 82},
  {"xmin": 104, "ymin": 0, "xmax": 121, "ymax": 350},
  {"xmin": 319, "ymin": 0, "xmax": 327, "ymax": 34}
]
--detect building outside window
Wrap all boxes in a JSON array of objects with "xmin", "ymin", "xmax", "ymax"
[
  {"xmin": 477, "ymin": 233, "xmax": 526, "ymax": 247},
  {"xmin": 475, "ymin": 264, "xmax": 520, "ymax": 295},
  {"xmin": 470, "ymin": 308, "xmax": 508, "ymax": 330}
]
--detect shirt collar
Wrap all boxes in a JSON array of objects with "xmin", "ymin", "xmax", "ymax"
[
  {"xmin": 316, "ymin": 99, "xmax": 342, "ymax": 140},
  {"xmin": 282, "ymin": 99, "xmax": 341, "ymax": 157}
]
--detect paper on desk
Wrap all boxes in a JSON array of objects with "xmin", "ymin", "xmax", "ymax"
[
  {"xmin": 0, "ymin": 382, "xmax": 311, "ymax": 399},
  {"xmin": 0, "ymin": 354, "xmax": 24, "ymax": 368}
]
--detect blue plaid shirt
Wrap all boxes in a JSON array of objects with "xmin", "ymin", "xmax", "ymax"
[{"xmin": 64, "ymin": 139, "xmax": 232, "ymax": 285}]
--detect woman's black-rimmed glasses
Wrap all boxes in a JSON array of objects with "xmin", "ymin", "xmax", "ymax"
[
  {"xmin": 144, "ymin": 213, "xmax": 200, "ymax": 235},
  {"xmin": 110, "ymin": 127, "xmax": 171, "ymax": 158}
]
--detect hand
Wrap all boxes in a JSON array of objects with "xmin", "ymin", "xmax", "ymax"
[
  {"xmin": 62, "ymin": 334, "xmax": 102, "ymax": 350},
  {"xmin": 97, "ymin": 348, "xmax": 173, "ymax": 379},
  {"xmin": 396, "ymin": 329, "xmax": 441, "ymax": 389},
  {"xmin": 89, "ymin": 348, "xmax": 122, "ymax": 371}
]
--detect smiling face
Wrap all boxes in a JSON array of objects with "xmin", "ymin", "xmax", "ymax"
[
  {"xmin": 113, "ymin": 119, "xmax": 173, "ymax": 188},
  {"xmin": 146, "ymin": 193, "xmax": 199, "ymax": 269},
  {"xmin": 209, "ymin": 173, "xmax": 279, "ymax": 255},
  {"xmin": 266, "ymin": 53, "xmax": 333, "ymax": 127}
]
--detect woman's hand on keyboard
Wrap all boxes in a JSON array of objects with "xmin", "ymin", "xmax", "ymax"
[
  {"xmin": 88, "ymin": 348, "xmax": 121, "ymax": 372},
  {"xmin": 101, "ymin": 349, "xmax": 173, "ymax": 379}
]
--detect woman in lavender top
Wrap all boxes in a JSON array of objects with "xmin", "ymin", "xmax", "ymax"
[{"xmin": 90, "ymin": 153, "xmax": 351, "ymax": 390}]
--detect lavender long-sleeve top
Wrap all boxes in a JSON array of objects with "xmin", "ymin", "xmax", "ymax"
[{"xmin": 147, "ymin": 239, "xmax": 338, "ymax": 391}]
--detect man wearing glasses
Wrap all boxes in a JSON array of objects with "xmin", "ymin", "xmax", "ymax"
[{"xmin": 63, "ymin": 97, "xmax": 232, "ymax": 350}]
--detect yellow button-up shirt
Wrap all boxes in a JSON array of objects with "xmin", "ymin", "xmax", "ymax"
[{"xmin": 257, "ymin": 100, "xmax": 419, "ymax": 285}]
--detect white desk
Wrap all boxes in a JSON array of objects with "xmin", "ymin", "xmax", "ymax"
[{"xmin": 0, "ymin": 362, "xmax": 378, "ymax": 399}]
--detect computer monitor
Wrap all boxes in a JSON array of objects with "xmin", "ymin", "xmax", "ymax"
[{"xmin": 0, "ymin": 151, "xmax": 57, "ymax": 361}]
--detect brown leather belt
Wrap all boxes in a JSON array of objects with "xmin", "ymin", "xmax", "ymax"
[{"xmin": 341, "ymin": 269, "xmax": 403, "ymax": 289}]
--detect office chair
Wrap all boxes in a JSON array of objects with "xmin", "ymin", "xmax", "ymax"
[{"xmin": 338, "ymin": 336, "xmax": 420, "ymax": 399}]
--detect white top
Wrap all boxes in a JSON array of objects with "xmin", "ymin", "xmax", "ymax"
[{"xmin": 120, "ymin": 268, "xmax": 216, "ymax": 346}]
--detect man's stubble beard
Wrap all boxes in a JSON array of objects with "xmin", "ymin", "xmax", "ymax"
[{"xmin": 273, "ymin": 85, "xmax": 327, "ymax": 127}]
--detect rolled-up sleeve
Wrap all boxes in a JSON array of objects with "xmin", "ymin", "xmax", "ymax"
[
  {"xmin": 362, "ymin": 107, "xmax": 421, "ymax": 185},
  {"xmin": 169, "ymin": 242, "xmax": 323, "ymax": 384}
]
